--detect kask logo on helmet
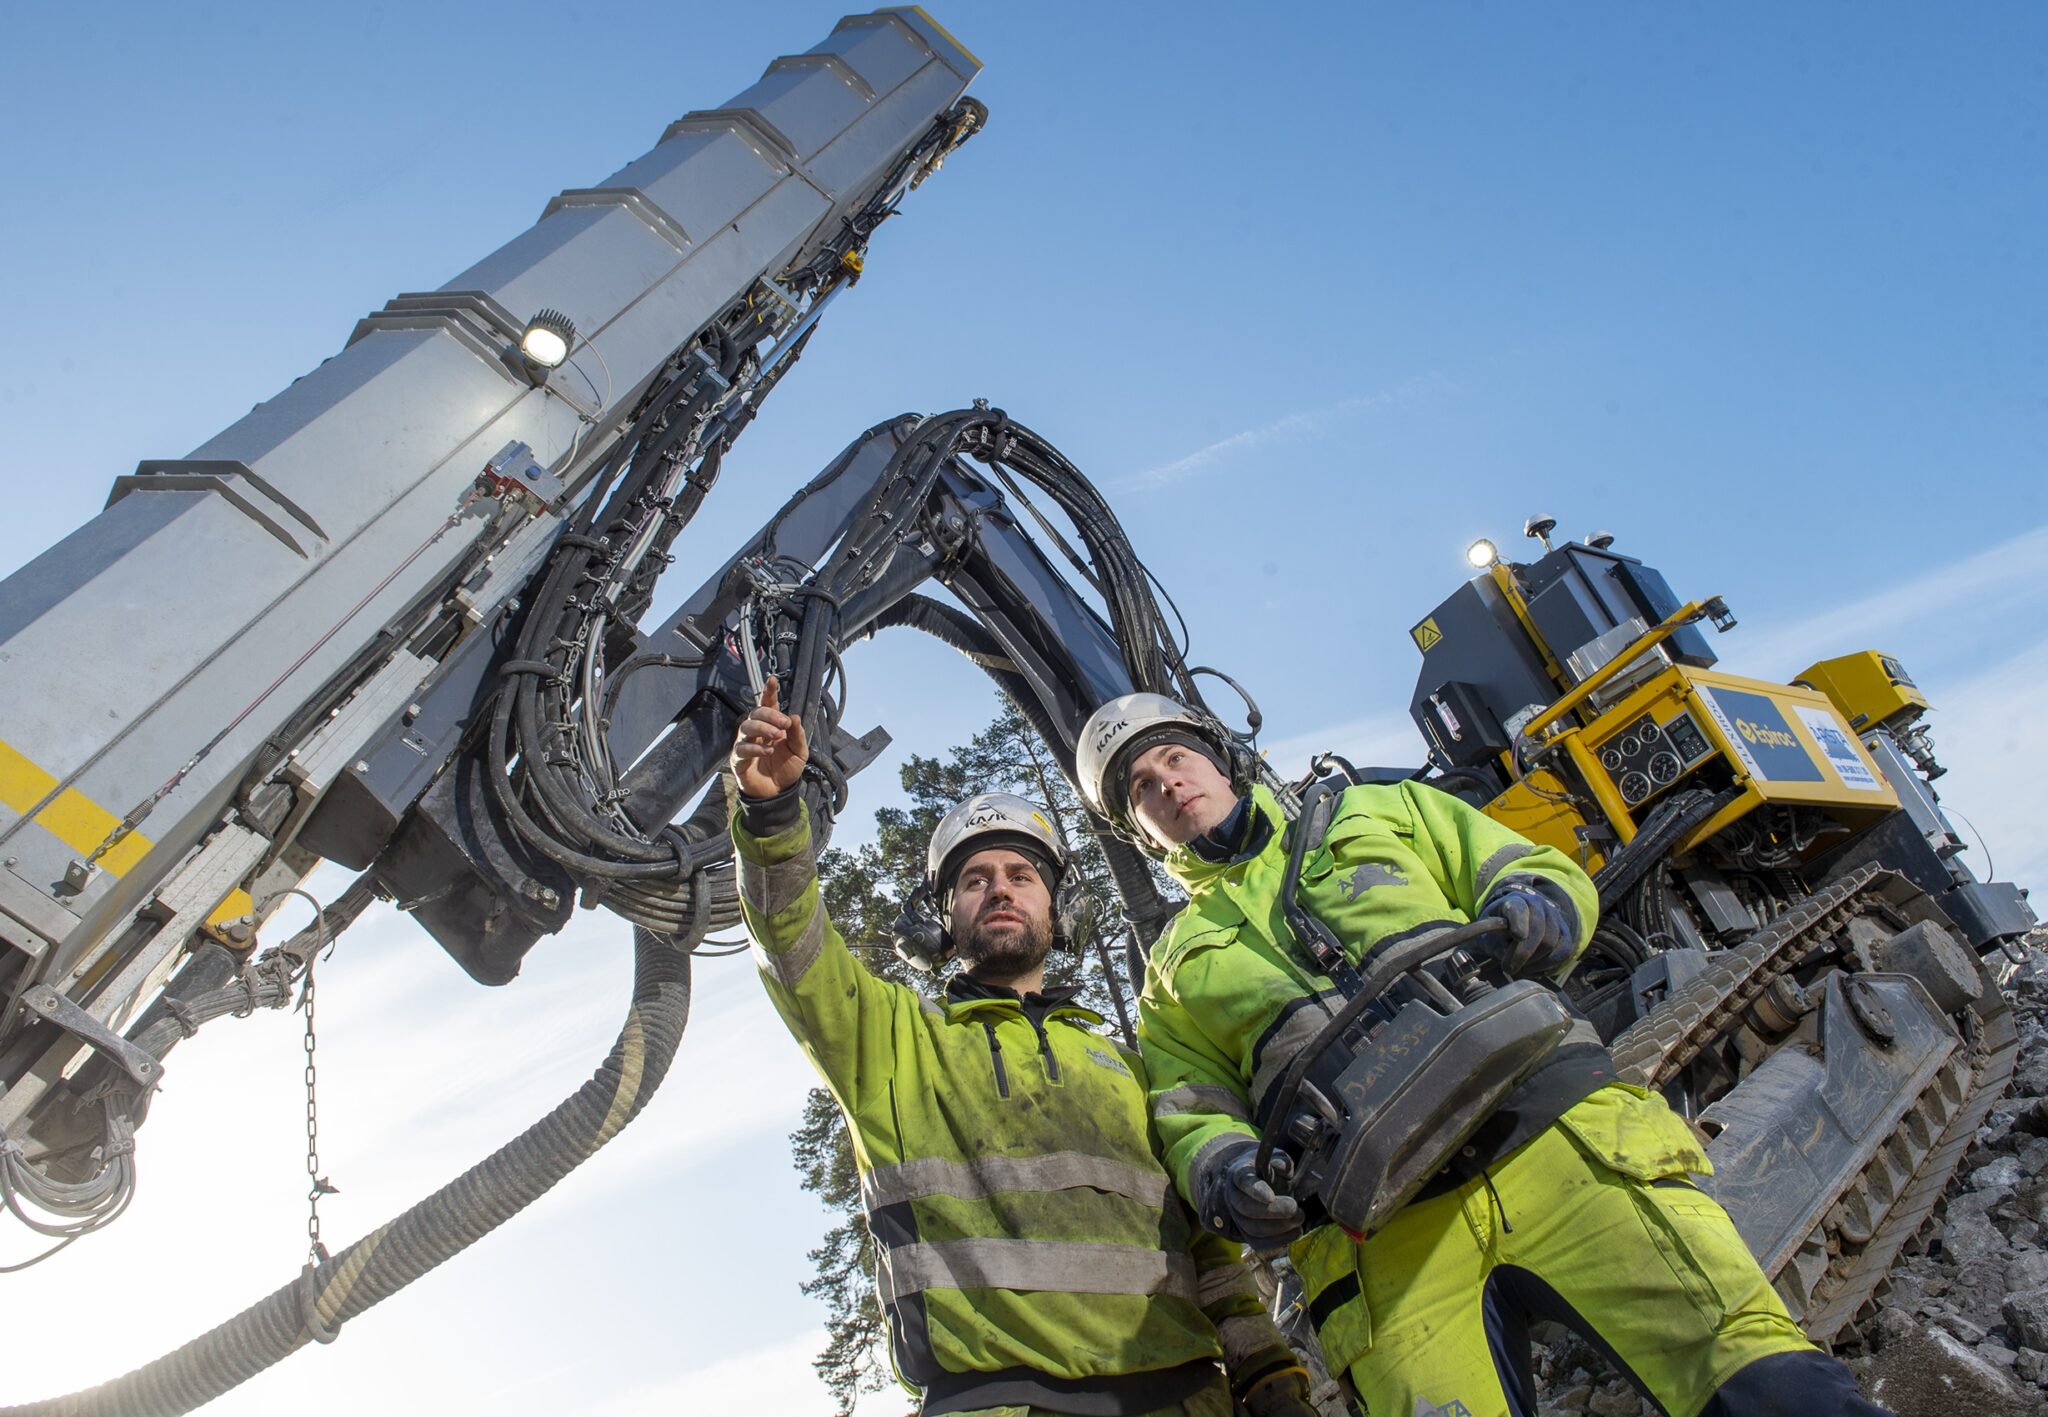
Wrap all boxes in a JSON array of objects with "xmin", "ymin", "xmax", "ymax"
[{"xmin": 1092, "ymin": 719, "xmax": 1129, "ymax": 752}]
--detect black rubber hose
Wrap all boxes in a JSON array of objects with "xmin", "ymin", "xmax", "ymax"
[
  {"xmin": 2, "ymin": 925, "xmax": 691, "ymax": 1417},
  {"xmin": 1423, "ymin": 769, "xmax": 1498, "ymax": 807},
  {"xmin": 1593, "ymin": 787, "xmax": 1737, "ymax": 908},
  {"xmin": 483, "ymin": 690, "xmax": 713, "ymax": 880}
]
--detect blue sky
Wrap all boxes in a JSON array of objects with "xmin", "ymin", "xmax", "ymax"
[{"xmin": 1, "ymin": 3, "xmax": 2043, "ymax": 1412}]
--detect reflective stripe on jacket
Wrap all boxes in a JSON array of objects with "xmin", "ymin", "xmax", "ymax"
[{"xmin": 734, "ymin": 802, "xmax": 1277, "ymax": 1405}]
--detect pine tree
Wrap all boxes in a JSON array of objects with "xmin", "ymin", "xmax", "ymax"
[{"xmin": 785, "ymin": 690, "xmax": 1175, "ymax": 1413}]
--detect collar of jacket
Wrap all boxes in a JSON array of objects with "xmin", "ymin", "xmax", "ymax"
[
  {"xmin": 943, "ymin": 973, "xmax": 1102, "ymax": 1027},
  {"xmin": 1162, "ymin": 783, "xmax": 1285, "ymax": 890}
]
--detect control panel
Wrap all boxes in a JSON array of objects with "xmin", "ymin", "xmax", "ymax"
[{"xmin": 1596, "ymin": 709, "xmax": 1717, "ymax": 809}]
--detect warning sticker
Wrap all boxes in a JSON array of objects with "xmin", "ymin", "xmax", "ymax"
[
  {"xmin": 1792, "ymin": 705, "xmax": 1884, "ymax": 793},
  {"xmin": 1700, "ymin": 687, "xmax": 1824, "ymax": 784},
  {"xmin": 1411, "ymin": 617, "xmax": 1443, "ymax": 652}
]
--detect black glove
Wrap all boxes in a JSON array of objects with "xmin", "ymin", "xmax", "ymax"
[
  {"xmin": 1194, "ymin": 1138, "xmax": 1302, "ymax": 1246},
  {"xmin": 1235, "ymin": 1349, "xmax": 1318, "ymax": 1417},
  {"xmin": 1478, "ymin": 883, "xmax": 1578, "ymax": 977}
]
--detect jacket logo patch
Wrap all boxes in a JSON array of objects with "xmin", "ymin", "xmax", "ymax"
[
  {"xmin": 1085, "ymin": 1047, "xmax": 1133, "ymax": 1078},
  {"xmin": 1413, "ymin": 1400, "xmax": 1473, "ymax": 1417},
  {"xmin": 1342, "ymin": 862, "xmax": 1407, "ymax": 900}
]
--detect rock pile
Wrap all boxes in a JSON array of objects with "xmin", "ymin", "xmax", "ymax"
[{"xmin": 1533, "ymin": 945, "xmax": 2048, "ymax": 1417}]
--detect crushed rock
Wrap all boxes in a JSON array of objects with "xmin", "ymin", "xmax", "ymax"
[{"xmin": 1860, "ymin": 1326, "xmax": 2033, "ymax": 1413}]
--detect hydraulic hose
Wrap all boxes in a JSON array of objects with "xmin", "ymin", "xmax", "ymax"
[
  {"xmin": 1592, "ymin": 787, "xmax": 1736, "ymax": 909},
  {"xmin": 3, "ymin": 924, "xmax": 691, "ymax": 1417}
]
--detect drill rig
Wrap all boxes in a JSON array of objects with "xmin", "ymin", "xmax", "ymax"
[
  {"xmin": 1402, "ymin": 524, "xmax": 2035, "ymax": 1337},
  {"xmin": 0, "ymin": 6, "xmax": 2033, "ymax": 1410}
]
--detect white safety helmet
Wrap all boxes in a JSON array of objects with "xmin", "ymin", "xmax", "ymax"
[
  {"xmin": 926, "ymin": 792, "xmax": 1070, "ymax": 900},
  {"xmin": 1074, "ymin": 692, "xmax": 1240, "ymax": 836}
]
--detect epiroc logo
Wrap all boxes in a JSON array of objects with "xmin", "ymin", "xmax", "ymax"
[
  {"xmin": 1735, "ymin": 717, "xmax": 1798, "ymax": 750},
  {"xmin": 1702, "ymin": 687, "xmax": 1823, "ymax": 784},
  {"xmin": 1093, "ymin": 719, "xmax": 1128, "ymax": 751}
]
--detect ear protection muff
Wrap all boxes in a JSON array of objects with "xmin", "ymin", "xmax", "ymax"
[{"xmin": 890, "ymin": 880, "xmax": 952, "ymax": 973}]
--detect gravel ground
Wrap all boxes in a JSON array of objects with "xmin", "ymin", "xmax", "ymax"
[{"xmin": 1530, "ymin": 943, "xmax": 2048, "ymax": 1417}]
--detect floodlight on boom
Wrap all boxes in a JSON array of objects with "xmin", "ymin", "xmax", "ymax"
[
  {"xmin": 1466, "ymin": 538, "xmax": 1499, "ymax": 570},
  {"xmin": 519, "ymin": 309, "xmax": 575, "ymax": 379}
]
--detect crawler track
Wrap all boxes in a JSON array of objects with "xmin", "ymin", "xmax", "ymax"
[{"xmin": 1608, "ymin": 866, "xmax": 2019, "ymax": 1343}]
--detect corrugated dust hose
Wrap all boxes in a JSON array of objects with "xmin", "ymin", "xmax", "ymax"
[{"xmin": 4, "ymin": 925, "xmax": 692, "ymax": 1417}]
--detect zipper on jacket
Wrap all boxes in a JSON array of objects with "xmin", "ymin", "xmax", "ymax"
[
  {"xmin": 887, "ymin": 1080, "xmax": 906, "ymax": 1156},
  {"xmin": 1025, "ymin": 1014, "xmax": 1061, "ymax": 1082},
  {"xmin": 980, "ymin": 1021, "xmax": 1010, "ymax": 1098}
]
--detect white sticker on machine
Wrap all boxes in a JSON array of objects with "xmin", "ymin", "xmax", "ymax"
[{"xmin": 1792, "ymin": 705, "xmax": 1884, "ymax": 792}]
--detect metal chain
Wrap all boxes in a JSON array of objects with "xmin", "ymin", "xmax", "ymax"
[
  {"xmin": 285, "ymin": 885, "xmax": 338, "ymax": 1266},
  {"xmin": 302, "ymin": 964, "xmax": 334, "ymax": 1264}
]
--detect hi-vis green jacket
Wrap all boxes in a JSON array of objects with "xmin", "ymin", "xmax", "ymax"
[
  {"xmin": 734, "ymin": 802, "xmax": 1289, "ymax": 1415},
  {"xmin": 1136, "ymin": 783, "xmax": 1620, "ymax": 1370}
]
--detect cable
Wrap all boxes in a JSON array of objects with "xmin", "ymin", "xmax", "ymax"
[
  {"xmin": 1593, "ymin": 788, "xmax": 1735, "ymax": 909},
  {"xmin": 2, "ymin": 922, "xmax": 694, "ymax": 1417},
  {"xmin": 1139, "ymin": 556, "xmax": 1193, "ymax": 666},
  {"xmin": 1946, "ymin": 806, "xmax": 1996, "ymax": 881},
  {"xmin": 1254, "ymin": 919, "xmax": 1509, "ymax": 1183},
  {"xmin": 571, "ymin": 331, "xmax": 614, "ymax": 412}
]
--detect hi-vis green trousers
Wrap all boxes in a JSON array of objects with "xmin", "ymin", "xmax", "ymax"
[{"xmin": 1294, "ymin": 1085, "xmax": 1884, "ymax": 1417}]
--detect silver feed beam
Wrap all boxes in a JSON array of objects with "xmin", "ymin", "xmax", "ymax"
[{"xmin": 0, "ymin": 8, "xmax": 977, "ymax": 1139}]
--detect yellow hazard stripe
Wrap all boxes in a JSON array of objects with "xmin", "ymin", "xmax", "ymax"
[
  {"xmin": 207, "ymin": 889, "xmax": 255, "ymax": 931},
  {"xmin": 900, "ymin": 5, "xmax": 983, "ymax": 68},
  {"xmin": 0, "ymin": 735, "xmax": 155, "ymax": 879},
  {"xmin": 0, "ymin": 736, "xmax": 57, "ymax": 814}
]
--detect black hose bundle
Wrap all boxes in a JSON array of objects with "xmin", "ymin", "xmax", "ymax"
[
  {"xmin": 833, "ymin": 409, "xmax": 1203, "ymax": 709},
  {"xmin": 1592, "ymin": 787, "xmax": 1737, "ymax": 910},
  {"xmin": 482, "ymin": 103, "xmax": 992, "ymax": 908},
  {"xmin": 486, "ymin": 340, "xmax": 749, "ymax": 884},
  {"xmin": 2, "ymin": 925, "xmax": 691, "ymax": 1417}
]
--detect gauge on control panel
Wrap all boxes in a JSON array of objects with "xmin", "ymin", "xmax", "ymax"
[
  {"xmin": 1649, "ymin": 752, "xmax": 1681, "ymax": 785},
  {"xmin": 1620, "ymin": 771, "xmax": 1651, "ymax": 805}
]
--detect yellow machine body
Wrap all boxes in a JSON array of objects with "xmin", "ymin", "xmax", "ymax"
[
  {"xmin": 1484, "ymin": 769, "xmax": 1595, "ymax": 870},
  {"xmin": 1482, "ymin": 663, "xmax": 1899, "ymax": 875},
  {"xmin": 1793, "ymin": 650, "xmax": 1930, "ymax": 732}
]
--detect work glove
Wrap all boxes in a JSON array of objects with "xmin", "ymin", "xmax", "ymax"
[
  {"xmin": 1194, "ymin": 1138, "xmax": 1302, "ymax": 1247},
  {"xmin": 1233, "ymin": 1346, "xmax": 1319, "ymax": 1417},
  {"xmin": 1477, "ymin": 882, "xmax": 1579, "ymax": 978}
]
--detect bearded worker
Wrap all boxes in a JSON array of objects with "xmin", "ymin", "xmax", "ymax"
[
  {"xmin": 1075, "ymin": 691, "xmax": 1888, "ymax": 1417},
  {"xmin": 729, "ymin": 678, "xmax": 1317, "ymax": 1417}
]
